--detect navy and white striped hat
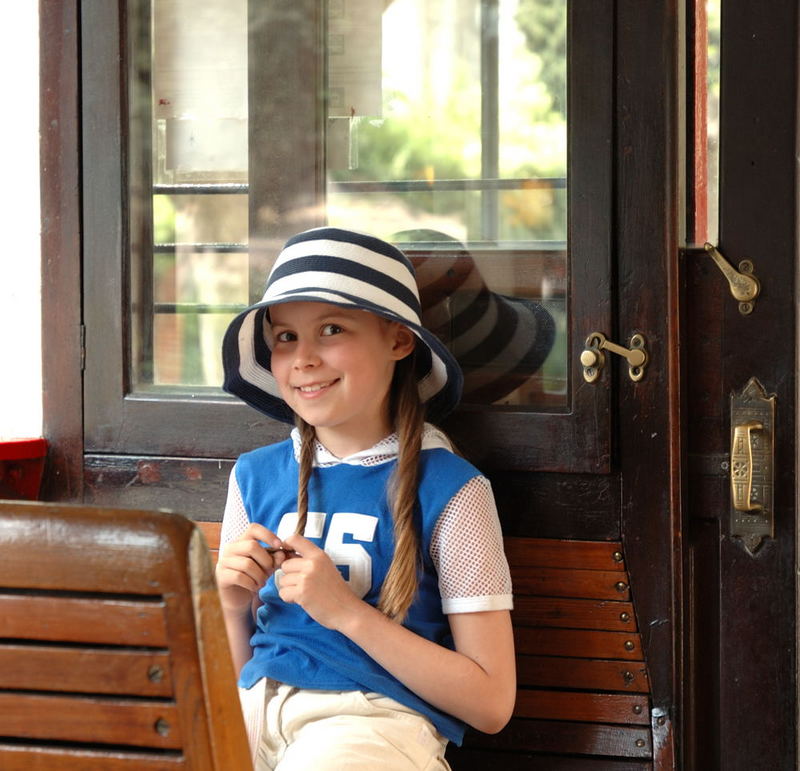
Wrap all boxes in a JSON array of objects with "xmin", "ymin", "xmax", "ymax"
[{"xmin": 222, "ymin": 227, "xmax": 464, "ymax": 424}]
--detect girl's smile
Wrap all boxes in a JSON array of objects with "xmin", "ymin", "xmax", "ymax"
[
  {"xmin": 295, "ymin": 379, "xmax": 338, "ymax": 395},
  {"xmin": 269, "ymin": 302, "xmax": 415, "ymax": 456}
]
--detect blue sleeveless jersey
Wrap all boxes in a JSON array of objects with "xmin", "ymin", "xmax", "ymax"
[{"xmin": 236, "ymin": 438, "xmax": 481, "ymax": 745}]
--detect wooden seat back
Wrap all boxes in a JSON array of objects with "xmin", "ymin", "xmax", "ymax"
[
  {"xmin": 0, "ymin": 502, "xmax": 252, "ymax": 770},
  {"xmin": 196, "ymin": 522, "xmax": 653, "ymax": 768},
  {"xmin": 450, "ymin": 536, "xmax": 654, "ymax": 769}
]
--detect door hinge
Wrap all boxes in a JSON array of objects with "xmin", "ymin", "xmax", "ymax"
[{"xmin": 80, "ymin": 324, "xmax": 86, "ymax": 372}]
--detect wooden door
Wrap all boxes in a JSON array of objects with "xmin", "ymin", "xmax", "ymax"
[{"xmin": 685, "ymin": 1, "xmax": 799, "ymax": 768}]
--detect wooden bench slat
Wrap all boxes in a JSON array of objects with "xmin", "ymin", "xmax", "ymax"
[
  {"xmin": 515, "ymin": 690, "xmax": 650, "ymax": 725},
  {"xmin": 504, "ymin": 538, "xmax": 626, "ymax": 571},
  {"xmin": 513, "ymin": 566, "xmax": 631, "ymax": 600},
  {"xmin": 517, "ymin": 655, "xmax": 650, "ymax": 693},
  {"xmin": 0, "ymin": 745, "xmax": 185, "ymax": 770},
  {"xmin": 462, "ymin": 717, "xmax": 653, "ymax": 758},
  {"xmin": 0, "ymin": 594, "xmax": 168, "ymax": 647},
  {"xmin": 527, "ymin": 759, "xmax": 651, "ymax": 771},
  {"xmin": 513, "ymin": 596, "xmax": 638, "ymax": 631},
  {"xmin": 0, "ymin": 644, "xmax": 173, "ymax": 697},
  {"xmin": 0, "ymin": 692, "xmax": 182, "ymax": 749},
  {"xmin": 515, "ymin": 627, "xmax": 644, "ymax": 660},
  {"xmin": 447, "ymin": 748, "xmax": 653, "ymax": 770}
]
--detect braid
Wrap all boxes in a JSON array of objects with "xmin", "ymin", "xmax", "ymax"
[
  {"xmin": 295, "ymin": 417, "xmax": 316, "ymax": 536},
  {"xmin": 380, "ymin": 353, "xmax": 424, "ymax": 622}
]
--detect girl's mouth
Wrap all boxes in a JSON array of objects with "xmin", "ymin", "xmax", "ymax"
[{"xmin": 296, "ymin": 379, "xmax": 338, "ymax": 394}]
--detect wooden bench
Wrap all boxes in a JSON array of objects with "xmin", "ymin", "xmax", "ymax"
[
  {"xmin": 449, "ymin": 536, "xmax": 654, "ymax": 769},
  {"xmin": 196, "ymin": 522, "xmax": 654, "ymax": 769},
  {"xmin": 0, "ymin": 502, "xmax": 252, "ymax": 770}
]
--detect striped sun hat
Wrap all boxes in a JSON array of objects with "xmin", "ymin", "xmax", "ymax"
[{"xmin": 222, "ymin": 227, "xmax": 464, "ymax": 424}]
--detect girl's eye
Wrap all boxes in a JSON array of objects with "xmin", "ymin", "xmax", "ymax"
[
  {"xmin": 321, "ymin": 324, "xmax": 343, "ymax": 336},
  {"xmin": 275, "ymin": 330, "xmax": 296, "ymax": 343}
]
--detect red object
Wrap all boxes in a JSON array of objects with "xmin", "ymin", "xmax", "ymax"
[{"xmin": 0, "ymin": 438, "xmax": 48, "ymax": 500}]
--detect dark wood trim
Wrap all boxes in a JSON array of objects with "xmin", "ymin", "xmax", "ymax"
[
  {"xmin": 713, "ymin": 1, "xmax": 798, "ymax": 767},
  {"xmin": 82, "ymin": 453, "xmax": 622, "ymax": 541},
  {"xmin": 39, "ymin": 0, "xmax": 84, "ymax": 501},
  {"xmin": 615, "ymin": 1, "xmax": 682, "ymax": 767},
  {"xmin": 683, "ymin": 243, "xmax": 726, "ymax": 769},
  {"xmin": 81, "ymin": 0, "xmax": 127, "ymax": 451},
  {"xmin": 83, "ymin": 454, "xmax": 234, "ymax": 519}
]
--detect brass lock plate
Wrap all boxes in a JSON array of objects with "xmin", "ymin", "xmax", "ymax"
[{"xmin": 730, "ymin": 377, "xmax": 775, "ymax": 555}]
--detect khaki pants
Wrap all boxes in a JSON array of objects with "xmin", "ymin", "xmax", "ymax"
[{"xmin": 239, "ymin": 679, "xmax": 451, "ymax": 770}]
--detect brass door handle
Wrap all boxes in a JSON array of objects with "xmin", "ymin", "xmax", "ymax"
[
  {"xmin": 730, "ymin": 420, "xmax": 763, "ymax": 512},
  {"xmin": 729, "ymin": 378, "xmax": 775, "ymax": 555},
  {"xmin": 704, "ymin": 242, "xmax": 760, "ymax": 315}
]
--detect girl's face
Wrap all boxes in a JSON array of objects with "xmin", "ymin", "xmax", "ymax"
[{"xmin": 268, "ymin": 301, "xmax": 415, "ymax": 456}]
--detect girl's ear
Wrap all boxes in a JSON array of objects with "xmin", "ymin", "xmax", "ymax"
[{"xmin": 391, "ymin": 324, "xmax": 417, "ymax": 360}]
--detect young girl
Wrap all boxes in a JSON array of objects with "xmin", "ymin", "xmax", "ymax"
[{"xmin": 217, "ymin": 227, "xmax": 516, "ymax": 770}]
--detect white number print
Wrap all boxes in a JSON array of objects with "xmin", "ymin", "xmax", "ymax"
[
  {"xmin": 325, "ymin": 512, "xmax": 378, "ymax": 598},
  {"xmin": 275, "ymin": 511, "xmax": 378, "ymax": 598}
]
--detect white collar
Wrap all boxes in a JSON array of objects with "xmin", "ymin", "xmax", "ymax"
[{"xmin": 290, "ymin": 423, "xmax": 453, "ymax": 467}]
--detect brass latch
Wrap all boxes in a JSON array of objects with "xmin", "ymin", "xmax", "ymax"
[
  {"xmin": 704, "ymin": 242, "xmax": 760, "ymax": 315},
  {"xmin": 580, "ymin": 332, "xmax": 648, "ymax": 383},
  {"xmin": 730, "ymin": 378, "xmax": 775, "ymax": 555},
  {"xmin": 731, "ymin": 421, "xmax": 763, "ymax": 512}
]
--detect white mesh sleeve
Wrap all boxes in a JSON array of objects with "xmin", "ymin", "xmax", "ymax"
[
  {"xmin": 220, "ymin": 465, "xmax": 251, "ymax": 547},
  {"xmin": 430, "ymin": 476, "xmax": 514, "ymax": 614}
]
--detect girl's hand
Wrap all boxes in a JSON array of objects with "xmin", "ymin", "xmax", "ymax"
[
  {"xmin": 215, "ymin": 522, "xmax": 287, "ymax": 615},
  {"xmin": 277, "ymin": 534, "xmax": 362, "ymax": 630}
]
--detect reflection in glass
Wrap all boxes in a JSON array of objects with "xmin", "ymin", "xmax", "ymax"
[
  {"xmin": 392, "ymin": 230, "xmax": 563, "ymax": 407},
  {"xmin": 327, "ymin": 0, "xmax": 567, "ymax": 406},
  {"xmin": 130, "ymin": 0, "xmax": 568, "ymax": 407},
  {"xmin": 328, "ymin": 0, "xmax": 566, "ymax": 245}
]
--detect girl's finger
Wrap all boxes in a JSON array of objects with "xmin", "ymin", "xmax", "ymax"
[
  {"xmin": 223, "ymin": 535, "xmax": 278, "ymax": 574},
  {"xmin": 281, "ymin": 533, "xmax": 320, "ymax": 557},
  {"xmin": 218, "ymin": 554, "xmax": 269, "ymax": 584},
  {"xmin": 218, "ymin": 567, "xmax": 262, "ymax": 594},
  {"xmin": 244, "ymin": 522, "xmax": 283, "ymax": 549}
]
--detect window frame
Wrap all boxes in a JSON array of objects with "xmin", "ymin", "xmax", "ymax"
[{"xmin": 82, "ymin": 0, "xmax": 614, "ymax": 473}]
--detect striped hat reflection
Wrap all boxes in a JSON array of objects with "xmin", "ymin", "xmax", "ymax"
[{"xmin": 396, "ymin": 230, "xmax": 556, "ymax": 405}]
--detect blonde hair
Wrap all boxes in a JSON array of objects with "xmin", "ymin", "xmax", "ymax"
[{"xmin": 294, "ymin": 352, "xmax": 424, "ymax": 623}]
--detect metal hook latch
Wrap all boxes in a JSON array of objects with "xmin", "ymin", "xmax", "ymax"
[
  {"xmin": 704, "ymin": 242, "xmax": 760, "ymax": 315},
  {"xmin": 580, "ymin": 332, "xmax": 648, "ymax": 383}
]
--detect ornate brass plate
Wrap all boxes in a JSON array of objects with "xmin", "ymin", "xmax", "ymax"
[{"xmin": 730, "ymin": 377, "xmax": 775, "ymax": 555}]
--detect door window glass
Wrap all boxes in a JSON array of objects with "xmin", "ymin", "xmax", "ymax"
[{"xmin": 130, "ymin": 0, "xmax": 568, "ymax": 409}]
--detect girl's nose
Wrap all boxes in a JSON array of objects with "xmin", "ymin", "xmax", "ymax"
[{"xmin": 292, "ymin": 340, "xmax": 321, "ymax": 369}]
